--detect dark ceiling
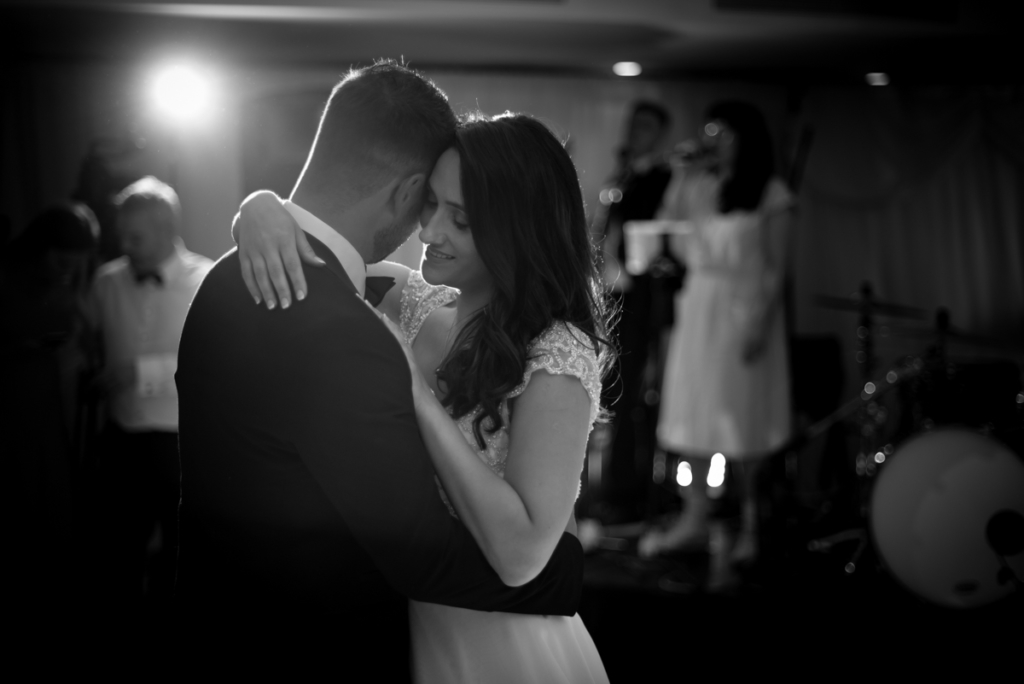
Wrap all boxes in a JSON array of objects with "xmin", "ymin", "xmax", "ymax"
[{"xmin": 1, "ymin": 1, "xmax": 1019, "ymax": 83}]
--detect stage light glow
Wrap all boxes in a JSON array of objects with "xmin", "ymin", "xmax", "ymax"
[
  {"xmin": 864, "ymin": 382, "xmax": 876, "ymax": 395},
  {"xmin": 151, "ymin": 63, "xmax": 217, "ymax": 125},
  {"xmin": 707, "ymin": 453, "xmax": 726, "ymax": 488},
  {"xmin": 676, "ymin": 461, "xmax": 693, "ymax": 487},
  {"xmin": 866, "ymin": 72, "xmax": 889, "ymax": 86},
  {"xmin": 613, "ymin": 62, "xmax": 642, "ymax": 77},
  {"xmin": 874, "ymin": 451, "xmax": 885, "ymax": 464}
]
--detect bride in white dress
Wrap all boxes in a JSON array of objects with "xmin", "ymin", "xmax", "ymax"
[{"xmin": 237, "ymin": 113, "xmax": 611, "ymax": 684}]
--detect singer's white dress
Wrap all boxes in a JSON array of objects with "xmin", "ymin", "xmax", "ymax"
[
  {"xmin": 400, "ymin": 271, "xmax": 610, "ymax": 684},
  {"xmin": 656, "ymin": 172, "xmax": 793, "ymax": 459}
]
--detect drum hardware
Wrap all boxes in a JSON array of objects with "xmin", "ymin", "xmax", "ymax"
[
  {"xmin": 815, "ymin": 285, "xmax": 930, "ymax": 321},
  {"xmin": 816, "ymin": 281, "xmax": 928, "ymax": 383},
  {"xmin": 798, "ymin": 356, "xmax": 922, "ymax": 571},
  {"xmin": 870, "ymin": 430, "xmax": 1024, "ymax": 608},
  {"xmin": 803, "ymin": 293, "xmax": 1024, "ymax": 606},
  {"xmin": 806, "ymin": 529, "xmax": 867, "ymax": 575},
  {"xmin": 987, "ymin": 509, "xmax": 1024, "ymax": 591}
]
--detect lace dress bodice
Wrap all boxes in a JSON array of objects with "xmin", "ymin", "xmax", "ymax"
[{"xmin": 399, "ymin": 271, "xmax": 601, "ymax": 511}]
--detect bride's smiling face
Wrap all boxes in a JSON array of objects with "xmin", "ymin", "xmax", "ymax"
[{"xmin": 419, "ymin": 148, "xmax": 493, "ymax": 294}]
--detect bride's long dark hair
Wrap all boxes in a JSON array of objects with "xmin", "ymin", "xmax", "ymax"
[{"xmin": 436, "ymin": 113, "xmax": 613, "ymax": 448}]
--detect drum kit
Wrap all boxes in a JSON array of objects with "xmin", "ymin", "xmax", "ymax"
[{"xmin": 804, "ymin": 282, "xmax": 1024, "ymax": 608}]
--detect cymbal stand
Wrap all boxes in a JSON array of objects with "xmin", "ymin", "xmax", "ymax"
[{"xmin": 809, "ymin": 282, "xmax": 897, "ymax": 574}]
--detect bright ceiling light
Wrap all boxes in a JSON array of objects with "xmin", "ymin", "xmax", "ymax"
[
  {"xmin": 613, "ymin": 62, "xmax": 642, "ymax": 77},
  {"xmin": 866, "ymin": 72, "xmax": 890, "ymax": 86},
  {"xmin": 151, "ymin": 63, "xmax": 217, "ymax": 125}
]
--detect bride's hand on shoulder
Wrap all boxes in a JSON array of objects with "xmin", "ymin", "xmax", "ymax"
[
  {"xmin": 376, "ymin": 311, "xmax": 433, "ymax": 402},
  {"xmin": 233, "ymin": 190, "xmax": 325, "ymax": 310}
]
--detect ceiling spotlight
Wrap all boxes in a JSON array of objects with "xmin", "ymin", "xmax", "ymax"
[
  {"xmin": 866, "ymin": 72, "xmax": 890, "ymax": 86},
  {"xmin": 151, "ymin": 63, "xmax": 217, "ymax": 125},
  {"xmin": 613, "ymin": 62, "xmax": 642, "ymax": 77}
]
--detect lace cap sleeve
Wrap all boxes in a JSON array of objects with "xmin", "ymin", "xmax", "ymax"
[
  {"xmin": 507, "ymin": 322, "xmax": 603, "ymax": 429},
  {"xmin": 399, "ymin": 270, "xmax": 458, "ymax": 344}
]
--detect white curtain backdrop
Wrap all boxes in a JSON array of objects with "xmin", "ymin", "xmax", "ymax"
[{"xmin": 792, "ymin": 87, "xmax": 1024, "ymax": 394}]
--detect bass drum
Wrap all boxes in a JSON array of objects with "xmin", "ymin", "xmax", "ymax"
[{"xmin": 870, "ymin": 428, "xmax": 1024, "ymax": 608}]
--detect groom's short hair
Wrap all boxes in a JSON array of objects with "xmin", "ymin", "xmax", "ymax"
[{"xmin": 301, "ymin": 60, "xmax": 456, "ymax": 201}]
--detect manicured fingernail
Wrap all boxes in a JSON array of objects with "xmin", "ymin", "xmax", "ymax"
[
  {"xmin": 314, "ymin": 258, "xmax": 326, "ymax": 266},
  {"xmin": 281, "ymin": 298, "xmax": 290, "ymax": 309},
  {"xmin": 267, "ymin": 300, "xmax": 276, "ymax": 310},
  {"xmin": 254, "ymin": 296, "xmax": 261, "ymax": 305},
  {"xmin": 297, "ymin": 290, "xmax": 305, "ymax": 301}
]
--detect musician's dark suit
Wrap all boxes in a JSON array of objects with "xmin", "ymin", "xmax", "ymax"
[{"xmin": 175, "ymin": 236, "xmax": 583, "ymax": 675}]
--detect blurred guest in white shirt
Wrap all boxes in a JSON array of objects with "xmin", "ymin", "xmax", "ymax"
[{"xmin": 90, "ymin": 176, "xmax": 212, "ymax": 608}]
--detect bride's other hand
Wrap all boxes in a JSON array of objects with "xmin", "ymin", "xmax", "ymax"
[
  {"xmin": 377, "ymin": 312, "xmax": 432, "ymax": 401},
  {"xmin": 233, "ymin": 190, "xmax": 325, "ymax": 309}
]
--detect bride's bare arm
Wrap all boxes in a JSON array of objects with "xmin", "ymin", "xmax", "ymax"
[
  {"xmin": 407, "ymin": 364, "xmax": 591, "ymax": 587},
  {"xmin": 233, "ymin": 191, "xmax": 323, "ymax": 309},
  {"xmin": 234, "ymin": 190, "xmax": 410, "ymax": 320}
]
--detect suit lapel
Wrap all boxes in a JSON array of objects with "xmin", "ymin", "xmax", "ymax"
[{"xmin": 305, "ymin": 233, "xmax": 359, "ymax": 298}]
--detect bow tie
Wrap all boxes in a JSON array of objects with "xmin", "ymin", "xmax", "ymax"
[
  {"xmin": 364, "ymin": 275, "xmax": 396, "ymax": 307},
  {"xmin": 133, "ymin": 269, "xmax": 164, "ymax": 286}
]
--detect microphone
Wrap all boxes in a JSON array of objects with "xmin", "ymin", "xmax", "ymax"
[{"xmin": 665, "ymin": 139, "xmax": 716, "ymax": 167}]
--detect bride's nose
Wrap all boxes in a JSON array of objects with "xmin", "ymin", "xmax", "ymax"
[{"xmin": 419, "ymin": 212, "xmax": 442, "ymax": 245}]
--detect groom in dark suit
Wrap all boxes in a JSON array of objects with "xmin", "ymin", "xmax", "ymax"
[{"xmin": 175, "ymin": 62, "xmax": 583, "ymax": 673}]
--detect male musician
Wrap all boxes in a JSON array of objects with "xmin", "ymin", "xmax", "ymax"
[{"xmin": 599, "ymin": 101, "xmax": 682, "ymax": 523}]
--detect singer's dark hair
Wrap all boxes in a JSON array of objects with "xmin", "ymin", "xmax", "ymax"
[
  {"xmin": 706, "ymin": 100, "xmax": 775, "ymax": 213},
  {"xmin": 631, "ymin": 101, "xmax": 671, "ymax": 130},
  {"xmin": 435, "ymin": 113, "xmax": 614, "ymax": 448}
]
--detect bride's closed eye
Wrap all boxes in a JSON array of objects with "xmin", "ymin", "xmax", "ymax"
[{"xmin": 421, "ymin": 192, "xmax": 439, "ymax": 224}]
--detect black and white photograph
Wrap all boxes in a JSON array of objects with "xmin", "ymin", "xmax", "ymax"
[{"xmin": 2, "ymin": 0, "xmax": 1021, "ymax": 678}]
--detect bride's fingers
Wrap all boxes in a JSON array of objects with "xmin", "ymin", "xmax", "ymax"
[
  {"xmin": 281, "ymin": 236, "xmax": 308, "ymax": 303},
  {"xmin": 250, "ymin": 256, "xmax": 278, "ymax": 309},
  {"xmin": 264, "ymin": 250, "xmax": 294, "ymax": 309},
  {"xmin": 239, "ymin": 252, "xmax": 262, "ymax": 305}
]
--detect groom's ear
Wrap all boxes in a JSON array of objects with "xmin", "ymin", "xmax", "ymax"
[{"xmin": 392, "ymin": 172, "xmax": 426, "ymax": 219}]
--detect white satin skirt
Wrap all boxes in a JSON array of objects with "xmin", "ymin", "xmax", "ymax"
[{"xmin": 409, "ymin": 600, "xmax": 610, "ymax": 684}]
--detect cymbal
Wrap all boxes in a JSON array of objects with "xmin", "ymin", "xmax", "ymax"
[
  {"xmin": 815, "ymin": 294, "xmax": 929, "ymax": 320},
  {"xmin": 886, "ymin": 325, "xmax": 1022, "ymax": 353}
]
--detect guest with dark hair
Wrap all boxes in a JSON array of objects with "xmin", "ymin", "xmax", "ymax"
[
  {"xmin": 71, "ymin": 135, "xmax": 148, "ymax": 263},
  {"xmin": 638, "ymin": 101, "xmax": 794, "ymax": 571},
  {"xmin": 89, "ymin": 176, "xmax": 212, "ymax": 609},
  {"xmin": 597, "ymin": 99, "xmax": 679, "ymax": 523},
  {"xmin": 0, "ymin": 202, "xmax": 99, "ymax": 612}
]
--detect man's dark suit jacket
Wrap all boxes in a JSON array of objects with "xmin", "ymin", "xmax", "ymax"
[{"xmin": 175, "ymin": 236, "xmax": 584, "ymax": 670}]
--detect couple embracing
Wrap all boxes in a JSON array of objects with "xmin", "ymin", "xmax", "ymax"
[{"xmin": 176, "ymin": 61, "xmax": 612, "ymax": 682}]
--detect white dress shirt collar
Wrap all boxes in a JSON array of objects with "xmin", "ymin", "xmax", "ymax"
[
  {"xmin": 152, "ymin": 239, "xmax": 187, "ymax": 284},
  {"xmin": 283, "ymin": 200, "xmax": 366, "ymax": 297}
]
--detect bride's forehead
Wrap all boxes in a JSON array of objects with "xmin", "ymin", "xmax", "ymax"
[{"xmin": 429, "ymin": 149, "xmax": 462, "ymax": 194}]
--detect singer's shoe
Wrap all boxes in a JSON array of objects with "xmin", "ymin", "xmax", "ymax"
[{"xmin": 637, "ymin": 514, "xmax": 709, "ymax": 558}]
